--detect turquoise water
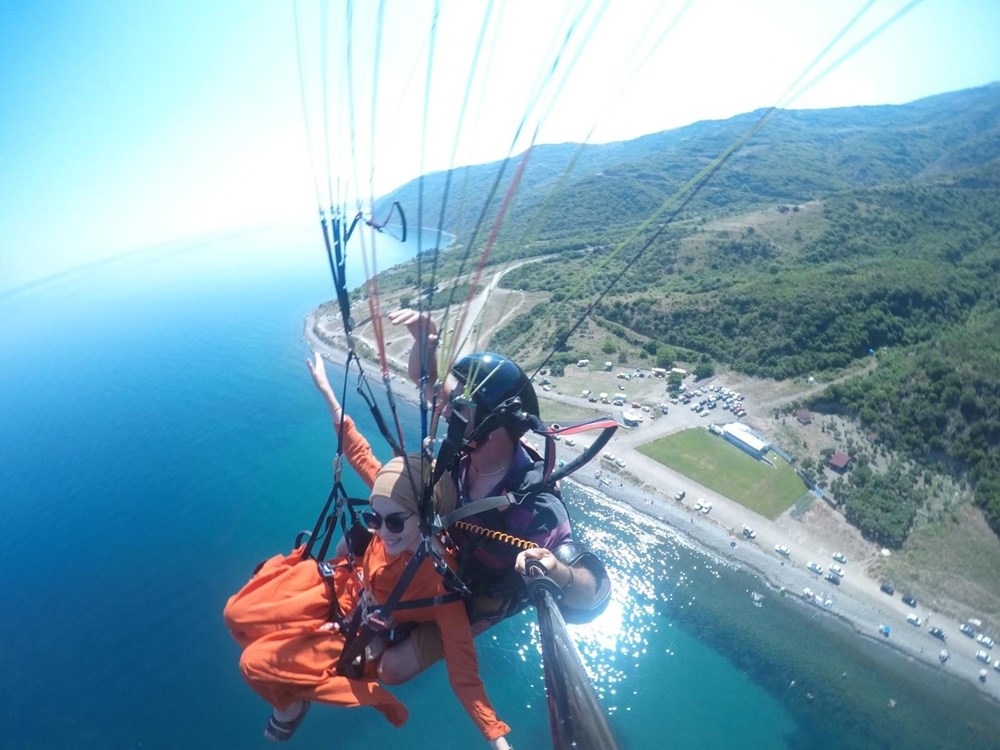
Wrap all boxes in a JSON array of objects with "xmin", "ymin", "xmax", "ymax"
[{"xmin": 2, "ymin": 225, "xmax": 998, "ymax": 749}]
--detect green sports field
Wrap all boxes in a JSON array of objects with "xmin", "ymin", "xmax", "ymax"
[{"xmin": 638, "ymin": 428, "xmax": 806, "ymax": 520}]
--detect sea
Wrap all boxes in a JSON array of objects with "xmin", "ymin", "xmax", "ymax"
[{"xmin": 2, "ymin": 224, "xmax": 999, "ymax": 750}]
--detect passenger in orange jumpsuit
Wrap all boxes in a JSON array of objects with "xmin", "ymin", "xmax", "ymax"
[{"xmin": 223, "ymin": 356, "xmax": 512, "ymax": 747}]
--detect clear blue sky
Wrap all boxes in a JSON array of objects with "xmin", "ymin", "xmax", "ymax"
[{"xmin": 2, "ymin": 0, "xmax": 998, "ymax": 292}]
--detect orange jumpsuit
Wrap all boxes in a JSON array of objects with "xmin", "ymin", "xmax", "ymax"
[{"xmin": 224, "ymin": 416, "xmax": 510, "ymax": 741}]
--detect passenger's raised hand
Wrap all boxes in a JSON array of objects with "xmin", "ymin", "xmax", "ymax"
[
  {"xmin": 307, "ymin": 352, "xmax": 334, "ymax": 396},
  {"xmin": 307, "ymin": 352, "xmax": 344, "ymax": 421}
]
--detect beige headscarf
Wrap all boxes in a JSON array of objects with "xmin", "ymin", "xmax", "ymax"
[{"xmin": 370, "ymin": 454, "xmax": 457, "ymax": 516}]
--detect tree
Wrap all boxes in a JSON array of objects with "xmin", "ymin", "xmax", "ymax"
[
  {"xmin": 656, "ymin": 344, "xmax": 676, "ymax": 369},
  {"xmin": 694, "ymin": 361, "xmax": 715, "ymax": 380}
]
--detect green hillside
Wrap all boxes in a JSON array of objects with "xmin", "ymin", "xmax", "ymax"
[{"xmin": 358, "ymin": 84, "xmax": 1000, "ymax": 546}]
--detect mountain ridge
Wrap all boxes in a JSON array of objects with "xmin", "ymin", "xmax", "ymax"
[
  {"xmin": 359, "ymin": 83, "xmax": 1000, "ymax": 544},
  {"xmin": 377, "ymin": 82, "xmax": 1000, "ymax": 240}
]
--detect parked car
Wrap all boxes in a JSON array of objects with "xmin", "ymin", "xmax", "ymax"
[
  {"xmin": 563, "ymin": 438, "xmax": 576, "ymax": 447},
  {"xmin": 614, "ymin": 457, "xmax": 626, "ymax": 468},
  {"xmin": 832, "ymin": 552, "xmax": 847, "ymax": 564},
  {"xmin": 929, "ymin": 627, "xmax": 946, "ymax": 641},
  {"xmin": 807, "ymin": 562, "xmax": 823, "ymax": 575},
  {"xmin": 774, "ymin": 544, "xmax": 790, "ymax": 557},
  {"xmin": 825, "ymin": 572, "xmax": 841, "ymax": 586},
  {"xmin": 976, "ymin": 650, "xmax": 991, "ymax": 664},
  {"xmin": 960, "ymin": 623, "xmax": 977, "ymax": 638},
  {"xmin": 977, "ymin": 633, "xmax": 995, "ymax": 649},
  {"xmin": 902, "ymin": 594, "xmax": 918, "ymax": 608},
  {"xmin": 829, "ymin": 564, "xmax": 846, "ymax": 578},
  {"xmin": 906, "ymin": 613, "xmax": 922, "ymax": 627},
  {"xmin": 742, "ymin": 525, "xmax": 756, "ymax": 539},
  {"xmin": 994, "ymin": 659, "xmax": 1000, "ymax": 673},
  {"xmin": 674, "ymin": 490, "xmax": 686, "ymax": 501},
  {"xmin": 880, "ymin": 582, "xmax": 895, "ymax": 596}
]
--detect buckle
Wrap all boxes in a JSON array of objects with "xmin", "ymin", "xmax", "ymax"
[{"xmin": 365, "ymin": 610, "xmax": 391, "ymax": 630}]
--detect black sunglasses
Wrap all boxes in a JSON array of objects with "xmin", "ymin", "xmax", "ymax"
[{"xmin": 361, "ymin": 509, "xmax": 414, "ymax": 534}]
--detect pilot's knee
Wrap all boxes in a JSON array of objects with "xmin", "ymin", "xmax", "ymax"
[{"xmin": 377, "ymin": 640, "xmax": 422, "ymax": 685}]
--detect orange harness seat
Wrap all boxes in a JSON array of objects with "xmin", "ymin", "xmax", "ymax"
[{"xmin": 224, "ymin": 542, "xmax": 509, "ymax": 740}]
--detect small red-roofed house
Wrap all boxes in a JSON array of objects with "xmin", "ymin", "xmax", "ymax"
[{"xmin": 828, "ymin": 451, "xmax": 852, "ymax": 473}]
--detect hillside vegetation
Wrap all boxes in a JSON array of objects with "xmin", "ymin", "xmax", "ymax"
[{"xmin": 363, "ymin": 84, "xmax": 1000, "ymax": 546}]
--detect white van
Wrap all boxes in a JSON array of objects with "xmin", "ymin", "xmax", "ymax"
[{"xmin": 906, "ymin": 614, "xmax": 922, "ymax": 627}]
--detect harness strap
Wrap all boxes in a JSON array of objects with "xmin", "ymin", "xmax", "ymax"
[
  {"xmin": 439, "ymin": 493, "xmax": 520, "ymax": 526},
  {"xmin": 418, "ymin": 405, "xmax": 471, "ymax": 539},
  {"xmin": 390, "ymin": 592, "xmax": 464, "ymax": 610},
  {"xmin": 336, "ymin": 542, "xmax": 430, "ymax": 676},
  {"xmin": 321, "ymin": 494, "xmax": 368, "ymax": 563},
  {"xmin": 302, "ymin": 482, "xmax": 345, "ymax": 560},
  {"xmin": 353, "ymin": 369, "xmax": 405, "ymax": 457},
  {"xmin": 317, "ymin": 559, "xmax": 352, "ymax": 630},
  {"xmin": 320, "ymin": 212, "xmax": 361, "ymax": 348},
  {"xmin": 528, "ymin": 416, "xmax": 619, "ymax": 487}
]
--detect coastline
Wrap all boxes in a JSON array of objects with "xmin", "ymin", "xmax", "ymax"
[
  {"xmin": 302, "ymin": 307, "xmax": 1000, "ymax": 706},
  {"xmin": 569, "ymin": 465, "xmax": 997, "ymax": 690}
]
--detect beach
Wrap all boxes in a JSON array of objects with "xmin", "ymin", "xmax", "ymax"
[{"xmin": 303, "ymin": 304, "xmax": 1000, "ymax": 706}]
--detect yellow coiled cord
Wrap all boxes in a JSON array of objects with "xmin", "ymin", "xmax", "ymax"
[{"xmin": 452, "ymin": 520, "xmax": 538, "ymax": 550}]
